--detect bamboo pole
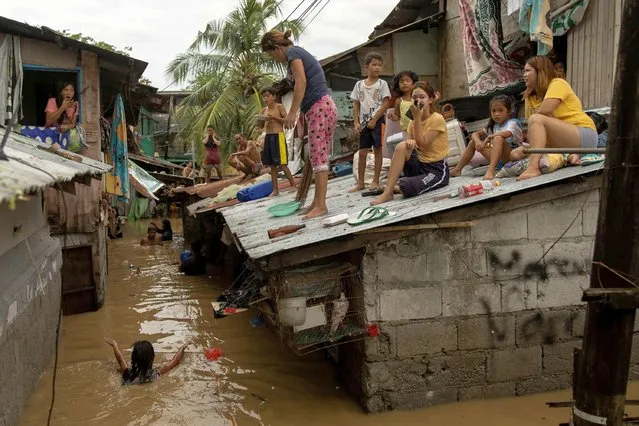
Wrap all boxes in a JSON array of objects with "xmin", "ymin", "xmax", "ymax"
[{"xmin": 523, "ymin": 147, "xmax": 606, "ymax": 154}]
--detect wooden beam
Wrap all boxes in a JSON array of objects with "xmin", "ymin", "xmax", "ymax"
[
  {"xmin": 574, "ymin": 1, "xmax": 639, "ymax": 424},
  {"xmin": 355, "ymin": 221, "xmax": 473, "ymax": 235},
  {"xmin": 582, "ymin": 288, "xmax": 639, "ymax": 310}
]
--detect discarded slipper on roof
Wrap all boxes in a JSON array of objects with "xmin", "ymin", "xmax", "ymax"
[
  {"xmin": 267, "ymin": 201, "xmax": 301, "ymax": 217},
  {"xmin": 361, "ymin": 188, "xmax": 384, "ymax": 197},
  {"xmin": 347, "ymin": 206, "xmax": 396, "ymax": 226}
]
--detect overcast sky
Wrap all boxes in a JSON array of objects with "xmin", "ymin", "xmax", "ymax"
[{"xmin": 3, "ymin": 0, "xmax": 391, "ymax": 90}]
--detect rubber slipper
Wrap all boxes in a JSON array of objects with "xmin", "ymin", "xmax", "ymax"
[
  {"xmin": 361, "ymin": 189, "xmax": 384, "ymax": 197},
  {"xmin": 347, "ymin": 206, "xmax": 396, "ymax": 226},
  {"xmin": 580, "ymin": 154, "xmax": 605, "ymax": 166}
]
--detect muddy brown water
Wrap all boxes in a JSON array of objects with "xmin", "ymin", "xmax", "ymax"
[{"xmin": 19, "ymin": 220, "xmax": 639, "ymax": 425}]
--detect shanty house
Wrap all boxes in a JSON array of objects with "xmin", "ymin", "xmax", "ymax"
[
  {"xmin": 0, "ymin": 16, "xmax": 148, "ymax": 313},
  {"xmin": 0, "ymin": 131, "xmax": 110, "ymax": 425}
]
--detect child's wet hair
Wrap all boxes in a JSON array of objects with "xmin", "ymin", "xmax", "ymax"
[
  {"xmin": 487, "ymin": 95, "xmax": 514, "ymax": 133},
  {"xmin": 261, "ymin": 87, "xmax": 276, "ymax": 96},
  {"xmin": 489, "ymin": 95, "xmax": 513, "ymax": 111},
  {"xmin": 364, "ymin": 52, "xmax": 383, "ymax": 66},
  {"xmin": 147, "ymin": 225, "xmax": 156, "ymax": 232},
  {"xmin": 391, "ymin": 71, "xmax": 419, "ymax": 97},
  {"xmin": 122, "ymin": 340, "xmax": 155, "ymax": 385}
]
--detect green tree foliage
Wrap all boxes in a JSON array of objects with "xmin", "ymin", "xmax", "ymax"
[{"xmin": 166, "ymin": 0, "xmax": 305, "ymax": 166}]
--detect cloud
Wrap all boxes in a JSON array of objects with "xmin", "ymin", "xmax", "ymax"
[{"xmin": 3, "ymin": 0, "xmax": 392, "ymax": 89}]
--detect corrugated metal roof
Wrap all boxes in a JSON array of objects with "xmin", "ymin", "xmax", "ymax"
[
  {"xmin": 221, "ymin": 163, "xmax": 604, "ymax": 260},
  {"xmin": 0, "ymin": 130, "xmax": 111, "ymax": 204}
]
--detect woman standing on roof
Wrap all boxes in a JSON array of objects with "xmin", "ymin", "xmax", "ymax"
[
  {"xmin": 516, "ymin": 56, "xmax": 596, "ymax": 180},
  {"xmin": 261, "ymin": 30, "xmax": 337, "ymax": 220}
]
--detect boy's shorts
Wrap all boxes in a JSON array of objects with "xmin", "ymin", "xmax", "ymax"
[
  {"xmin": 398, "ymin": 151, "xmax": 449, "ymax": 198},
  {"xmin": 262, "ymin": 132, "xmax": 288, "ymax": 166},
  {"xmin": 203, "ymin": 163, "xmax": 221, "ymax": 170},
  {"xmin": 359, "ymin": 118, "xmax": 384, "ymax": 150}
]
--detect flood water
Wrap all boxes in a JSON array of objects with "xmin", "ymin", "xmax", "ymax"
[{"xmin": 19, "ymin": 220, "xmax": 639, "ymax": 425}]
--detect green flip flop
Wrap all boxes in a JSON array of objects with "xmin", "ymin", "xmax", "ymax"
[
  {"xmin": 267, "ymin": 201, "xmax": 301, "ymax": 217},
  {"xmin": 347, "ymin": 206, "xmax": 396, "ymax": 226}
]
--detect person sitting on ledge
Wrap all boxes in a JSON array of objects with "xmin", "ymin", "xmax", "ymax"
[{"xmin": 514, "ymin": 56, "xmax": 596, "ymax": 180}]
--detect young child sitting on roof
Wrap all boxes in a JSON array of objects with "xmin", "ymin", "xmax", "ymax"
[
  {"xmin": 451, "ymin": 95, "xmax": 524, "ymax": 180},
  {"xmin": 370, "ymin": 81, "xmax": 449, "ymax": 205}
]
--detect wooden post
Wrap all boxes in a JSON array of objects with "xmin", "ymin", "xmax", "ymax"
[{"xmin": 573, "ymin": 1, "xmax": 639, "ymax": 425}]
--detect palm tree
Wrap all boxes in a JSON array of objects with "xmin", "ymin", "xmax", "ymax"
[{"xmin": 167, "ymin": 0, "xmax": 305, "ymax": 164}]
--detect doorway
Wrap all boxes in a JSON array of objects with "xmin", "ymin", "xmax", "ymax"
[{"xmin": 61, "ymin": 245, "xmax": 97, "ymax": 315}]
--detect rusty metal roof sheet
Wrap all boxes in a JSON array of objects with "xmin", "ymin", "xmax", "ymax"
[
  {"xmin": 221, "ymin": 163, "xmax": 604, "ymax": 261},
  {"xmin": 0, "ymin": 129, "xmax": 111, "ymax": 204}
]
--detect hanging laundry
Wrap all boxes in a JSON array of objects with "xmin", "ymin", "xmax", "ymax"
[
  {"xmin": 106, "ymin": 94, "xmax": 130, "ymax": 202},
  {"xmin": 459, "ymin": 0, "xmax": 523, "ymax": 96},
  {"xmin": 507, "ymin": 0, "xmax": 523, "ymax": 17},
  {"xmin": 519, "ymin": 0, "xmax": 553, "ymax": 56},
  {"xmin": 551, "ymin": 0, "xmax": 591, "ymax": 36},
  {"xmin": 0, "ymin": 35, "xmax": 23, "ymax": 126}
]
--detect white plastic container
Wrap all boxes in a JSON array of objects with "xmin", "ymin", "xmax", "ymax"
[{"xmin": 278, "ymin": 297, "xmax": 307, "ymax": 326}]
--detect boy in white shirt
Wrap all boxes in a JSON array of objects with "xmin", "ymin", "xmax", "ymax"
[{"xmin": 349, "ymin": 52, "xmax": 391, "ymax": 193}]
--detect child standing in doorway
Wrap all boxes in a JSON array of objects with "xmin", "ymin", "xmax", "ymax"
[
  {"xmin": 387, "ymin": 70, "xmax": 419, "ymax": 136},
  {"xmin": 451, "ymin": 95, "xmax": 523, "ymax": 180},
  {"xmin": 259, "ymin": 87, "xmax": 297, "ymax": 197},
  {"xmin": 349, "ymin": 52, "xmax": 391, "ymax": 193}
]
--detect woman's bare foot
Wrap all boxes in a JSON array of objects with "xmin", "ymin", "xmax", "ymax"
[
  {"xmin": 349, "ymin": 184, "xmax": 365, "ymax": 193},
  {"xmin": 450, "ymin": 167, "xmax": 462, "ymax": 177},
  {"xmin": 370, "ymin": 191, "xmax": 394, "ymax": 206},
  {"xmin": 298, "ymin": 202, "xmax": 315, "ymax": 216},
  {"xmin": 368, "ymin": 182, "xmax": 380, "ymax": 191},
  {"xmin": 303, "ymin": 207, "xmax": 328, "ymax": 220},
  {"xmin": 482, "ymin": 170, "xmax": 495, "ymax": 180},
  {"xmin": 269, "ymin": 191, "xmax": 280, "ymax": 197},
  {"xmin": 517, "ymin": 167, "xmax": 542, "ymax": 181},
  {"xmin": 567, "ymin": 154, "xmax": 581, "ymax": 166}
]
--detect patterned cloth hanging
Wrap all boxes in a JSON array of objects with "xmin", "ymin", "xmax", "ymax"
[
  {"xmin": 109, "ymin": 94, "xmax": 129, "ymax": 202},
  {"xmin": 459, "ymin": 0, "xmax": 523, "ymax": 96}
]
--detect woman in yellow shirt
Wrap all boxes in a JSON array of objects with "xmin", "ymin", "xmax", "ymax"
[
  {"xmin": 517, "ymin": 56, "xmax": 596, "ymax": 180},
  {"xmin": 371, "ymin": 81, "xmax": 449, "ymax": 205}
]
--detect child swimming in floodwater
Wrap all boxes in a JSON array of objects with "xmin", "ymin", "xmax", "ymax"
[
  {"xmin": 104, "ymin": 338, "xmax": 189, "ymax": 385},
  {"xmin": 140, "ymin": 226, "xmax": 163, "ymax": 246},
  {"xmin": 451, "ymin": 95, "xmax": 523, "ymax": 180}
]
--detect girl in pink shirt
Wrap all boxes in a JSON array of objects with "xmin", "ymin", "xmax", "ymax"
[{"xmin": 45, "ymin": 82, "xmax": 78, "ymax": 131}]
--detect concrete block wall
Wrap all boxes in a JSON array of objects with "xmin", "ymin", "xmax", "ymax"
[
  {"xmin": 0, "ymin": 227, "xmax": 62, "ymax": 426},
  {"xmin": 352, "ymin": 188, "xmax": 610, "ymax": 412}
]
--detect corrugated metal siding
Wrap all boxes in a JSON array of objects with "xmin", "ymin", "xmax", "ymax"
[
  {"xmin": 0, "ymin": 130, "xmax": 111, "ymax": 203},
  {"xmin": 567, "ymin": 0, "xmax": 621, "ymax": 108}
]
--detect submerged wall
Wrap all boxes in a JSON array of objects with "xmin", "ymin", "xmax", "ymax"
[
  {"xmin": 342, "ymin": 187, "xmax": 630, "ymax": 412},
  {"xmin": 0, "ymin": 197, "xmax": 62, "ymax": 426}
]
